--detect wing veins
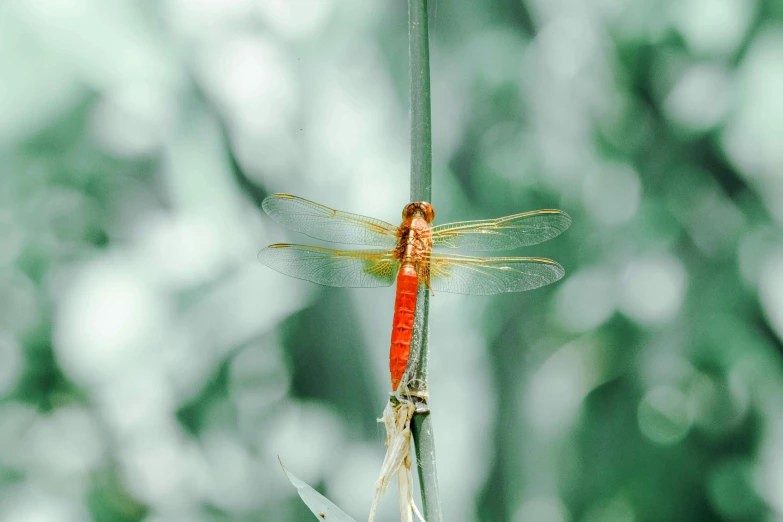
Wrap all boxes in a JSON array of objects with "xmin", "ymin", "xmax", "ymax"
[
  {"xmin": 427, "ymin": 252, "xmax": 564, "ymax": 295},
  {"xmin": 262, "ymin": 194, "xmax": 400, "ymax": 246},
  {"xmin": 430, "ymin": 209, "xmax": 571, "ymax": 251},
  {"xmin": 258, "ymin": 244, "xmax": 399, "ymax": 288}
]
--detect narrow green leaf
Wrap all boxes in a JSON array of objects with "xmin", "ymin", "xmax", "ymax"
[{"xmin": 280, "ymin": 459, "xmax": 357, "ymax": 522}]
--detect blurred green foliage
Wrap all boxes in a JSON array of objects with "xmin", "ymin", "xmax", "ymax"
[{"xmin": 1, "ymin": 1, "xmax": 783, "ymax": 521}]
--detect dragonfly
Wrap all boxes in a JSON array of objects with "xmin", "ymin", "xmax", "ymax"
[{"xmin": 258, "ymin": 194, "xmax": 571, "ymax": 391}]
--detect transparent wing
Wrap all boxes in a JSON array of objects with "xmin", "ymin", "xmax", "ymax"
[
  {"xmin": 428, "ymin": 253, "xmax": 565, "ymax": 295},
  {"xmin": 430, "ymin": 209, "xmax": 571, "ymax": 251},
  {"xmin": 258, "ymin": 244, "xmax": 400, "ymax": 288},
  {"xmin": 262, "ymin": 194, "xmax": 399, "ymax": 247}
]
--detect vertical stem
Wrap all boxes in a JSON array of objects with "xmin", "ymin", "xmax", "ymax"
[
  {"xmin": 411, "ymin": 399, "xmax": 441, "ymax": 521},
  {"xmin": 409, "ymin": 0, "xmax": 432, "ymax": 203},
  {"xmin": 407, "ymin": 0, "xmax": 441, "ymax": 520}
]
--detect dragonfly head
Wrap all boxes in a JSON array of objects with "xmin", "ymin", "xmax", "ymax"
[{"xmin": 402, "ymin": 201, "xmax": 435, "ymax": 224}]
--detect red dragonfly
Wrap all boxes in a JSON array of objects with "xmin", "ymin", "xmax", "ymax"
[{"xmin": 258, "ymin": 194, "xmax": 570, "ymax": 391}]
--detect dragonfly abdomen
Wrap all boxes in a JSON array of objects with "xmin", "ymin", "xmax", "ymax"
[{"xmin": 389, "ymin": 263, "xmax": 418, "ymax": 391}]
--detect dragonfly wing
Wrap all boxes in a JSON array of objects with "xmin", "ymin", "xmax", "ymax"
[
  {"xmin": 430, "ymin": 209, "xmax": 571, "ymax": 251},
  {"xmin": 258, "ymin": 244, "xmax": 400, "ymax": 288},
  {"xmin": 262, "ymin": 194, "xmax": 399, "ymax": 247},
  {"xmin": 428, "ymin": 253, "xmax": 565, "ymax": 295}
]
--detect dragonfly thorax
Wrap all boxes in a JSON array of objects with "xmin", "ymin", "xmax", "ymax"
[{"xmin": 396, "ymin": 216, "xmax": 433, "ymax": 264}]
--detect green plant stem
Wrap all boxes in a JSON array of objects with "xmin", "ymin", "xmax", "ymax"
[
  {"xmin": 406, "ymin": 0, "xmax": 441, "ymax": 520},
  {"xmin": 409, "ymin": 0, "xmax": 432, "ymax": 203},
  {"xmin": 410, "ymin": 399, "xmax": 440, "ymax": 521}
]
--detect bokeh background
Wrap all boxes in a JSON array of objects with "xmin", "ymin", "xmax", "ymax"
[{"xmin": 2, "ymin": 0, "xmax": 783, "ymax": 521}]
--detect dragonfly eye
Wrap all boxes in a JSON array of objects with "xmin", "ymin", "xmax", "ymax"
[{"xmin": 402, "ymin": 201, "xmax": 435, "ymax": 223}]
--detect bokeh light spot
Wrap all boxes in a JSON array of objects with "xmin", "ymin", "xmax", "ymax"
[
  {"xmin": 583, "ymin": 163, "xmax": 642, "ymax": 226},
  {"xmin": 200, "ymin": 35, "xmax": 296, "ymax": 135},
  {"xmin": 664, "ymin": 63, "xmax": 733, "ymax": 131},
  {"xmin": 261, "ymin": 401, "xmax": 345, "ymax": 487},
  {"xmin": 555, "ymin": 266, "xmax": 616, "ymax": 332},
  {"xmin": 229, "ymin": 340, "xmax": 290, "ymax": 429},
  {"xmin": 759, "ymin": 251, "xmax": 783, "ymax": 343},
  {"xmin": 671, "ymin": 0, "xmax": 755, "ymax": 56},
  {"xmin": 0, "ymin": 402, "xmax": 39, "ymax": 469},
  {"xmin": 538, "ymin": 17, "xmax": 597, "ymax": 79},
  {"xmin": 637, "ymin": 386, "xmax": 692, "ymax": 445},
  {"xmin": 514, "ymin": 497, "xmax": 570, "ymax": 522},
  {"xmin": 91, "ymin": 82, "xmax": 176, "ymax": 157},
  {"xmin": 619, "ymin": 254, "xmax": 687, "ymax": 325},
  {"xmin": 135, "ymin": 212, "xmax": 225, "ymax": 289},
  {"xmin": 54, "ymin": 258, "xmax": 166, "ymax": 385},
  {"xmin": 525, "ymin": 340, "xmax": 604, "ymax": 435},
  {"xmin": 0, "ymin": 483, "xmax": 91, "ymax": 522},
  {"xmin": 721, "ymin": 29, "xmax": 783, "ymax": 198}
]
